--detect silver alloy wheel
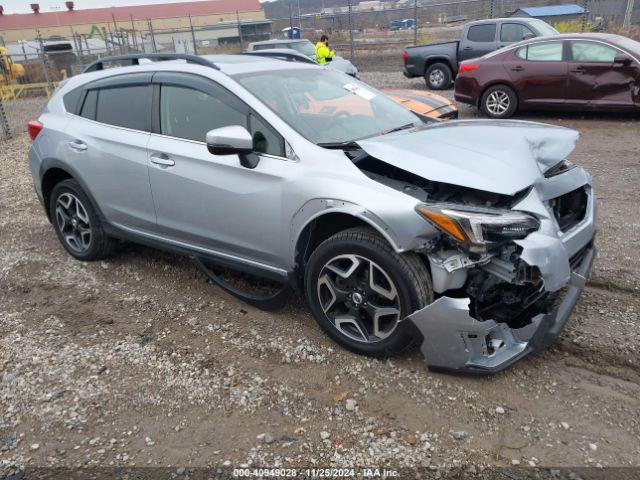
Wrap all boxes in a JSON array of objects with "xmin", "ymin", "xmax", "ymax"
[
  {"xmin": 485, "ymin": 90, "xmax": 511, "ymax": 116},
  {"xmin": 55, "ymin": 192, "xmax": 92, "ymax": 253},
  {"xmin": 429, "ymin": 69, "xmax": 445, "ymax": 87},
  {"xmin": 317, "ymin": 254, "xmax": 401, "ymax": 343}
]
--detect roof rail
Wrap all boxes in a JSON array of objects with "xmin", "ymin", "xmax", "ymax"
[
  {"xmin": 244, "ymin": 50, "xmax": 317, "ymax": 65},
  {"xmin": 83, "ymin": 53, "xmax": 220, "ymax": 73}
]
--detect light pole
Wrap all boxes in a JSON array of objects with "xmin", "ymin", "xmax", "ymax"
[
  {"xmin": 414, "ymin": 0, "xmax": 418, "ymax": 47},
  {"xmin": 347, "ymin": 0, "xmax": 355, "ymax": 65},
  {"xmin": 623, "ymin": 0, "xmax": 635, "ymax": 30}
]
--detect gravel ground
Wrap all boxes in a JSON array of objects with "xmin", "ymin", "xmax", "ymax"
[{"xmin": 1, "ymin": 73, "xmax": 640, "ymax": 479}]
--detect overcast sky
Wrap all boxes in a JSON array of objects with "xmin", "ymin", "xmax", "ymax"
[{"xmin": 2, "ymin": 0, "xmax": 274, "ymax": 14}]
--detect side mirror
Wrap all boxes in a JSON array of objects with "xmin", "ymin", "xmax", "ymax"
[
  {"xmin": 206, "ymin": 125, "xmax": 260, "ymax": 169},
  {"xmin": 614, "ymin": 54, "xmax": 631, "ymax": 66},
  {"xmin": 522, "ymin": 32, "xmax": 535, "ymax": 40},
  {"xmin": 206, "ymin": 125, "xmax": 252, "ymax": 155}
]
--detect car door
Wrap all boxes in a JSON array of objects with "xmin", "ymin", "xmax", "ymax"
[
  {"xmin": 498, "ymin": 22, "xmax": 535, "ymax": 49},
  {"xmin": 566, "ymin": 39, "xmax": 638, "ymax": 108},
  {"xmin": 459, "ymin": 23, "xmax": 498, "ymax": 61},
  {"xmin": 66, "ymin": 73, "xmax": 156, "ymax": 231},
  {"xmin": 505, "ymin": 40, "xmax": 568, "ymax": 107},
  {"xmin": 146, "ymin": 72, "xmax": 288, "ymax": 269}
]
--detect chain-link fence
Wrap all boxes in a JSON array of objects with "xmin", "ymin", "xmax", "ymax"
[{"xmin": 1, "ymin": 0, "xmax": 636, "ymax": 141}]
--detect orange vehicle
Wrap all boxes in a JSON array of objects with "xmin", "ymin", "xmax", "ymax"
[
  {"xmin": 381, "ymin": 88, "xmax": 458, "ymax": 120},
  {"xmin": 295, "ymin": 87, "xmax": 458, "ymax": 122}
]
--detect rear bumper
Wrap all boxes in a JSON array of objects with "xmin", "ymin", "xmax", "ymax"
[
  {"xmin": 405, "ymin": 244, "xmax": 596, "ymax": 374},
  {"xmin": 403, "ymin": 66, "xmax": 417, "ymax": 78},
  {"xmin": 454, "ymin": 76, "xmax": 480, "ymax": 106}
]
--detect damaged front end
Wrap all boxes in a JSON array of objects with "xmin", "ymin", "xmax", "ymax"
[
  {"xmin": 407, "ymin": 241, "xmax": 595, "ymax": 374},
  {"xmin": 353, "ymin": 121, "xmax": 597, "ymax": 373}
]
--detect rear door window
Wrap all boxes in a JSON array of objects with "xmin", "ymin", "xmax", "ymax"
[
  {"xmin": 520, "ymin": 42, "xmax": 564, "ymax": 61},
  {"xmin": 500, "ymin": 23, "xmax": 534, "ymax": 43},
  {"xmin": 63, "ymin": 87, "xmax": 83, "ymax": 114},
  {"xmin": 80, "ymin": 89, "xmax": 98, "ymax": 120},
  {"xmin": 95, "ymin": 85, "xmax": 151, "ymax": 131},
  {"xmin": 467, "ymin": 24, "xmax": 497, "ymax": 42},
  {"xmin": 571, "ymin": 41, "xmax": 621, "ymax": 62}
]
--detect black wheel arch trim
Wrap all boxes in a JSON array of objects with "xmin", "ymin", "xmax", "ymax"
[
  {"xmin": 424, "ymin": 57, "xmax": 454, "ymax": 76},
  {"xmin": 39, "ymin": 158, "xmax": 108, "ymax": 224}
]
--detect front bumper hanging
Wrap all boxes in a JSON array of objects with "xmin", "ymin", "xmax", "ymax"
[{"xmin": 405, "ymin": 245, "xmax": 596, "ymax": 374}]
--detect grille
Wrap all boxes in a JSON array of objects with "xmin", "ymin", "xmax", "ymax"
[{"xmin": 549, "ymin": 187, "xmax": 588, "ymax": 232}]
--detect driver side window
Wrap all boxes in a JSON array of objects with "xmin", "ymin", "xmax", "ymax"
[
  {"xmin": 159, "ymin": 83, "xmax": 285, "ymax": 157},
  {"xmin": 160, "ymin": 85, "xmax": 246, "ymax": 142}
]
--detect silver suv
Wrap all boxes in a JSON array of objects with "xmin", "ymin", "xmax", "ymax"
[{"xmin": 28, "ymin": 53, "xmax": 596, "ymax": 373}]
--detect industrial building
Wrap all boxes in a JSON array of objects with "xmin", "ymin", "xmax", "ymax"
[
  {"xmin": 511, "ymin": 4, "xmax": 589, "ymax": 24},
  {"xmin": 0, "ymin": 0, "xmax": 270, "ymax": 46}
]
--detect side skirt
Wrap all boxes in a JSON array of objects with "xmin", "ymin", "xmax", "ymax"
[{"xmin": 103, "ymin": 222, "xmax": 297, "ymax": 309}]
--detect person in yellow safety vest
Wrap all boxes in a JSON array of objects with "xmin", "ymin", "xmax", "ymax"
[{"xmin": 315, "ymin": 35, "xmax": 335, "ymax": 64}]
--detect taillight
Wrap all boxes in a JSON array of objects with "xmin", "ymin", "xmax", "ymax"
[
  {"xmin": 28, "ymin": 120, "xmax": 43, "ymax": 141},
  {"xmin": 402, "ymin": 51, "xmax": 408, "ymax": 63},
  {"xmin": 459, "ymin": 63, "xmax": 480, "ymax": 74}
]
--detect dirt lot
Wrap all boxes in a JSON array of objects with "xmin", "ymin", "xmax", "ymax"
[{"xmin": 1, "ymin": 74, "xmax": 639, "ymax": 479}]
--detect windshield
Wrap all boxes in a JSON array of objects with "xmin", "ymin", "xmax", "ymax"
[
  {"xmin": 235, "ymin": 68, "xmax": 421, "ymax": 145},
  {"xmin": 289, "ymin": 40, "xmax": 317, "ymax": 58},
  {"xmin": 529, "ymin": 19, "xmax": 559, "ymax": 36}
]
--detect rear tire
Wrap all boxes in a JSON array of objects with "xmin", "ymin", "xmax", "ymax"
[
  {"xmin": 304, "ymin": 227, "xmax": 433, "ymax": 357},
  {"xmin": 480, "ymin": 84, "xmax": 518, "ymax": 119},
  {"xmin": 49, "ymin": 179, "xmax": 116, "ymax": 261},
  {"xmin": 425, "ymin": 62, "xmax": 452, "ymax": 90}
]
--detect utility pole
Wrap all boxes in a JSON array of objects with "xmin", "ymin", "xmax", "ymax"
[
  {"xmin": 189, "ymin": 14, "xmax": 198, "ymax": 54},
  {"xmin": 36, "ymin": 30, "xmax": 53, "ymax": 95},
  {"xmin": 413, "ymin": 0, "xmax": 418, "ymax": 47},
  {"xmin": 130, "ymin": 14, "xmax": 138, "ymax": 50},
  {"xmin": 623, "ymin": 0, "xmax": 635, "ymax": 30},
  {"xmin": 147, "ymin": 18, "xmax": 157, "ymax": 53},
  {"xmin": 289, "ymin": 2, "xmax": 294, "ymax": 34},
  {"xmin": 236, "ymin": 11, "xmax": 244, "ymax": 52},
  {"xmin": 581, "ymin": 0, "xmax": 588, "ymax": 32},
  {"xmin": 347, "ymin": 0, "xmax": 355, "ymax": 65}
]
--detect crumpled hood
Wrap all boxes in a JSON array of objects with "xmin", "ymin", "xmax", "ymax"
[{"xmin": 357, "ymin": 120, "xmax": 579, "ymax": 196}]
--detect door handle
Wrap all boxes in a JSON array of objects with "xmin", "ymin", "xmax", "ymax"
[
  {"xmin": 571, "ymin": 67, "xmax": 585, "ymax": 73},
  {"xmin": 68, "ymin": 140, "xmax": 87, "ymax": 151},
  {"xmin": 463, "ymin": 46, "xmax": 472, "ymax": 50},
  {"xmin": 150, "ymin": 153, "xmax": 175, "ymax": 167},
  {"xmin": 511, "ymin": 65, "xmax": 525, "ymax": 72}
]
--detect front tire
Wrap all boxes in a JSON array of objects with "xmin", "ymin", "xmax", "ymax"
[
  {"xmin": 305, "ymin": 228, "xmax": 433, "ymax": 357},
  {"xmin": 425, "ymin": 62, "xmax": 452, "ymax": 90},
  {"xmin": 480, "ymin": 84, "xmax": 518, "ymax": 118},
  {"xmin": 49, "ymin": 179, "xmax": 116, "ymax": 261}
]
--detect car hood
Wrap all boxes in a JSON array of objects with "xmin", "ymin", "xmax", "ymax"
[{"xmin": 357, "ymin": 120, "xmax": 579, "ymax": 196}]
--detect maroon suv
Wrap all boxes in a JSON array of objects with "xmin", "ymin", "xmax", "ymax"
[{"xmin": 454, "ymin": 33, "xmax": 640, "ymax": 118}]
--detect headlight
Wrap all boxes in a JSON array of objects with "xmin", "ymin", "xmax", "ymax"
[{"xmin": 416, "ymin": 203, "xmax": 539, "ymax": 252}]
